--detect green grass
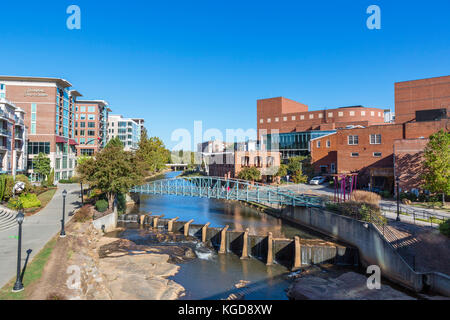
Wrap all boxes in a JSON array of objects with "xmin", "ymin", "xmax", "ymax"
[
  {"xmin": 415, "ymin": 217, "xmax": 445, "ymax": 225},
  {"xmin": 410, "ymin": 202, "xmax": 450, "ymax": 213},
  {"xmin": 0, "ymin": 237, "xmax": 57, "ymax": 300}
]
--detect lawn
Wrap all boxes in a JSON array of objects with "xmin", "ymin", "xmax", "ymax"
[
  {"xmin": 0, "ymin": 237, "xmax": 57, "ymax": 300},
  {"xmin": 411, "ymin": 202, "xmax": 450, "ymax": 213},
  {"xmin": 24, "ymin": 189, "xmax": 57, "ymax": 216}
]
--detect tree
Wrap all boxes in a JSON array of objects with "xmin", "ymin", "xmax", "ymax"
[
  {"xmin": 136, "ymin": 132, "xmax": 170, "ymax": 174},
  {"xmin": 276, "ymin": 164, "xmax": 288, "ymax": 177},
  {"xmin": 105, "ymin": 136, "xmax": 124, "ymax": 149},
  {"xmin": 34, "ymin": 152, "xmax": 51, "ymax": 184},
  {"xmin": 77, "ymin": 145, "xmax": 145, "ymax": 210},
  {"xmin": 48, "ymin": 169, "xmax": 55, "ymax": 186},
  {"xmin": 422, "ymin": 130, "xmax": 450, "ymax": 205},
  {"xmin": 238, "ymin": 167, "xmax": 261, "ymax": 182},
  {"xmin": 287, "ymin": 156, "xmax": 312, "ymax": 184}
]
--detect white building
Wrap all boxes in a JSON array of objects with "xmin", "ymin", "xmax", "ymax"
[{"xmin": 107, "ymin": 115, "xmax": 141, "ymax": 151}]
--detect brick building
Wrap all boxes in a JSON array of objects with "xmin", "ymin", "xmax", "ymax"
[
  {"xmin": 310, "ymin": 75, "xmax": 449, "ymax": 192},
  {"xmin": 205, "ymin": 150, "xmax": 281, "ymax": 182},
  {"xmin": 74, "ymin": 100, "xmax": 111, "ymax": 156},
  {"xmin": 257, "ymin": 97, "xmax": 387, "ymax": 138},
  {"xmin": 0, "ymin": 76, "xmax": 79, "ymax": 182}
]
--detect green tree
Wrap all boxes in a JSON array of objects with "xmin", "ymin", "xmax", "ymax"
[
  {"xmin": 287, "ymin": 156, "xmax": 312, "ymax": 183},
  {"xmin": 136, "ymin": 132, "xmax": 170, "ymax": 174},
  {"xmin": 422, "ymin": 130, "xmax": 450, "ymax": 205},
  {"xmin": 105, "ymin": 136, "xmax": 124, "ymax": 149},
  {"xmin": 238, "ymin": 167, "xmax": 261, "ymax": 182},
  {"xmin": 34, "ymin": 152, "xmax": 51, "ymax": 184},
  {"xmin": 77, "ymin": 145, "xmax": 145, "ymax": 210},
  {"xmin": 48, "ymin": 169, "xmax": 55, "ymax": 186},
  {"xmin": 276, "ymin": 164, "xmax": 288, "ymax": 177}
]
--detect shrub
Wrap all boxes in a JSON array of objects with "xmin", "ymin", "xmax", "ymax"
[
  {"xmin": 59, "ymin": 179, "xmax": 74, "ymax": 184},
  {"xmin": 3, "ymin": 175, "xmax": 15, "ymax": 201},
  {"xmin": 48, "ymin": 169, "xmax": 55, "ymax": 187},
  {"xmin": 439, "ymin": 219, "xmax": 450, "ymax": 238},
  {"xmin": 0, "ymin": 175, "xmax": 6, "ymax": 201},
  {"xmin": 350, "ymin": 190, "xmax": 381, "ymax": 207},
  {"xmin": 73, "ymin": 205, "xmax": 92, "ymax": 223},
  {"xmin": 95, "ymin": 199, "xmax": 108, "ymax": 213},
  {"xmin": 8, "ymin": 193, "xmax": 41, "ymax": 209},
  {"xmin": 380, "ymin": 190, "xmax": 391, "ymax": 199}
]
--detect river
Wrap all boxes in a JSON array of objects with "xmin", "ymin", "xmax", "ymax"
[{"xmin": 120, "ymin": 171, "xmax": 335, "ymax": 300}]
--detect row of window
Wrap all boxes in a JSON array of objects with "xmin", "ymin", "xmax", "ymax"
[
  {"xmin": 75, "ymin": 122, "xmax": 96, "ymax": 128},
  {"xmin": 260, "ymin": 111, "xmax": 383, "ymax": 124},
  {"xmin": 348, "ymin": 134, "xmax": 381, "ymax": 145},
  {"xmin": 75, "ymin": 114, "xmax": 96, "ymax": 120},
  {"xmin": 75, "ymin": 130, "xmax": 96, "ymax": 137},
  {"xmin": 76, "ymin": 106, "xmax": 96, "ymax": 112},
  {"xmin": 351, "ymin": 152, "xmax": 382, "ymax": 158}
]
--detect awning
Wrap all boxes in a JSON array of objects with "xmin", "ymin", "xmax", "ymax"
[
  {"xmin": 69, "ymin": 139, "xmax": 78, "ymax": 146},
  {"xmin": 55, "ymin": 136, "xmax": 67, "ymax": 143}
]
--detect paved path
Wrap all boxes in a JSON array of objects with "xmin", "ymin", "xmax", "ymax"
[
  {"xmin": 279, "ymin": 183, "xmax": 450, "ymax": 227},
  {"xmin": 0, "ymin": 184, "xmax": 81, "ymax": 289}
]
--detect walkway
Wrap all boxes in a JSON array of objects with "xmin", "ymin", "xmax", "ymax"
[{"xmin": 0, "ymin": 184, "xmax": 81, "ymax": 288}]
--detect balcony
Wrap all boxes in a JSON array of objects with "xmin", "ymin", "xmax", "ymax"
[{"xmin": 0, "ymin": 128, "xmax": 11, "ymax": 137}]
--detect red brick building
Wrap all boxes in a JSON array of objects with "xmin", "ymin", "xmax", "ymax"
[
  {"xmin": 257, "ymin": 96, "xmax": 386, "ymax": 138},
  {"xmin": 310, "ymin": 75, "xmax": 449, "ymax": 192},
  {"xmin": 74, "ymin": 100, "xmax": 111, "ymax": 156},
  {"xmin": 395, "ymin": 75, "xmax": 450, "ymax": 124}
]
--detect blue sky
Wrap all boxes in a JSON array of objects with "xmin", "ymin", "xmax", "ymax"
[{"xmin": 0, "ymin": 0, "xmax": 449, "ymax": 150}]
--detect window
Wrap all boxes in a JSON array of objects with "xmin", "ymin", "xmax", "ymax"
[
  {"xmin": 283, "ymin": 117, "xmax": 287, "ymax": 121},
  {"xmin": 378, "ymin": 112, "xmax": 381, "ymax": 117},
  {"xmin": 241, "ymin": 156, "xmax": 250, "ymax": 166},
  {"xmin": 300, "ymin": 115, "xmax": 305, "ymax": 120},
  {"xmin": 88, "ymin": 106, "xmax": 96, "ymax": 112},
  {"xmin": 370, "ymin": 134, "xmax": 381, "ymax": 144},
  {"xmin": 292, "ymin": 116, "xmax": 296, "ymax": 121},
  {"xmin": 55, "ymin": 158, "xmax": 61, "ymax": 169},
  {"xmin": 326, "ymin": 140, "xmax": 331, "ymax": 148},
  {"xmin": 361, "ymin": 111, "xmax": 366, "ymax": 116},
  {"xmin": 351, "ymin": 152, "xmax": 359, "ymax": 157},
  {"xmin": 348, "ymin": 135, "xmax": 359, "ymax": 145},
  {"xmin": 275, "ymin": 117, "xmax": 279, "ymax": 122},
  {"xmin": 80, "ymin": 106, "xmax": 86, "ymax": 112},
  {"xmin": 316, "ymin": 141, "xmax": 321, "ymax": 148},
  {"xmin": 88, "ymin": 122, "xmax": 95, "ymax": 128},
  {"xmin": 318, "ymin": 113, "xmax": 323, "ymax": 118},
  {"xmin": 371, "ymin": 111, "xmax": 375, "ymax": 116},
  {"xmin": 80, "ymin": 122, "xmax": 86, "ymax": 128},
  {"xmin": 338, "ymin": 112, "xmax": 344, "ymax": 117},
  {"xmin": 80, "ymin": 114, "xmax": 86, "ymax": 120},
  {"xmin": 373, "ymin": 152, "xmax": 382, "ymax": 157},
  {"xmin": 266, "ymin": 156, "xmax": 275, "ymax": 167},
  {"xmin": 87, "ymin": 130, "xmax": 95, "ymax": 136},
  {"xmin": 254, "ymin": 156, "xmax": 262, "ymax": 167},
  {"xmin": 328, "ymin": 112, "xmax": 333, "ymax": 118},
  {"xmin": 31, "ymin": 103, "xmax": 37, "ymax": 134},
  {"xmin": 81, "ymin": 149, "xmax": 95, "ymax": 156},
  {"xmin": 350, "ymin": 111, "xmax": 355, "ymax": 116},
  {"xmin": 260, "ymin": 119, "xmax": 264, "ymax": 124},
  {"xmin": 88, "ymin": 114, "xmax": 95, "ymax": 120},
  {"xmin": 79, "ymin": 130, "xmax": 85, "ymax": 136},
  {"xmin": 309, "ymin": 114, "xmax": 314, "ymax": 119},
  {"xmin": 28, "ymin": 142, "xmax": 50, "ymax": 155},
  {"xmin": 267, "ymin": 118, "xmax": 271, "ymax": 123}
]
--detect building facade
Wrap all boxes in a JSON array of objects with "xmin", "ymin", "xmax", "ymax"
[
  {"xmin": 74, "ymin": 100, "xmax": 111, "ymax": 156},
  {"xmin": 205, "ymin": 150, "xmax": 281, "ymax": 182},
  {"xmin": 107, "ymin": 115, "xmax": 141, "ymax": 151},
  {"xmin": 0, "ymin": 76, "xmax": 79, "ymax": 182},
  {"xmin": 0, "ymin": 98, "xmax": 27, "ymax": 175}
]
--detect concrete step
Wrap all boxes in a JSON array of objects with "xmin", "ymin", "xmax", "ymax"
[{"xmin": 0, "ymin": 208, "xmax": 18, "ymax": 232}]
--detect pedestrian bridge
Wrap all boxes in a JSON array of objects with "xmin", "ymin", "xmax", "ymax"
[{"xmin": 130, "ymin": 176, "xmax": 323, "ymax": 208}]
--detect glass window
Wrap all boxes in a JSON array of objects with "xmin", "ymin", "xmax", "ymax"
[
  {"xmin": 88, "ymin": 130, "xmax": 95, "ymax": 136},
  {"xmin": 370, "ymin": 134, "xmax": 381, "ymax": 144},
  {"xmin": 373, "ymin": 152, "xmax": 382, "ymax": 157},
  {"xmin": 80, "ymin": 114, "xmax": 86, "ymax": 120},
  {"xmin": 88, "ymin": 114, "xmax": 95, "ymax": 120},
  {"xmin": 80, "ymin": 106, "xmax": 86, "ymax": 112},
  {"xmin": 348, "ymin": 135, "xmax": 359, "ymax": 145},
  {"xmin": 88, "ymin": 106, "xmax": 96, "ymax": 112},
  {"xmin": 31, "ymin": 123, "xmax": 36, "ymax": 134},
  {"xmin": 351, "ymin": 153, "xmax": 359, "ymax": 157},
  {"xmin": 88, "ymin": 122, "xmax": 95, "ymax": 128}
]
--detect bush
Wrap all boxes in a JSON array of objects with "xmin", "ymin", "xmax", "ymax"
[
  {"xmin": 439, "ymin": 219, "xmax": 450, "ymax": 237},
  {"xmin": 117, "ymin": 193, "xmax": 126, "ymax": 214},
  {"xmin": 380, "ymin": 190, "xmax": 391, "ymax": 199},
  {"xmin": 15, "ymin": 175, "xmax": 33, "ymax": 193},
  {"xmin": 95, "ymin": 199, "xmax": 108, "ymax": 213},
  {"xmin": 59, "ymin": 179, "xmax": 74, "ymax": 184},
  {"xmin": 8, "ymin": 193, "xmax": 41, "ymax": 209},
  {"xmin": 73, "ymin": 205, "xmax": 92, "ymax": 223},
  {"xmin": 350, "ymin": 190, "xmax": 381, "ymax": 207}
]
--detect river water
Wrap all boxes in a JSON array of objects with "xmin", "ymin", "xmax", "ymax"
[{"xmin": 120, "ymin": 171, "xmax": 332, "ymax": 300}]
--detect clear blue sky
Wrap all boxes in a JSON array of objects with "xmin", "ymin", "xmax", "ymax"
[{"xmin": 0, "ymin": 0, "xmax": 449, "ymax": 150}]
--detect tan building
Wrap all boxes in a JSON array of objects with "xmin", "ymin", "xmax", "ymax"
[
  {"xmin": 205, "ymin": 150, "xmax": 281, "ymax": 183},
  {"xmin": 74, "ymin": 100, "xmax": 111, "ymax": 156},
  {"xmin": 0, "ymin": 76, "xmax": 79, "ymax": 182},
  {"xmin": 107, "ymin": 115, "xmax": 141, "ymax": 151}
]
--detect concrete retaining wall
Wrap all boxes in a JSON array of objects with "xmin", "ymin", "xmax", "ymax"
[
  {"xmin": 281, "ymin": 206, "xmax": 423, "ymax": 292},
  {"xmin": 92, "ymin": 209, "xmax": 117, "ymax": 233}
]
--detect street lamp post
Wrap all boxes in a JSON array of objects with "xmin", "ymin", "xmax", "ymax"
[
  {"xmin": 80, "ymin": 182, "xmax": 84, "ymax": 206},
  {"xmin": 396, "ymin": 176, "xmax": 400, "ymax": 222},
  {"xmin": 12, "ymin": 210, "xmax": 25, "ymax": 293},
  {"xmin": 60, "ymin": 190, "xmax": 68, "ymax": 238}
]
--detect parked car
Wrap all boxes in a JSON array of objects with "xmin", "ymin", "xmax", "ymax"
[{"xmin": 309, "ymin": 176, "xmax": 326, "ymax": 185}]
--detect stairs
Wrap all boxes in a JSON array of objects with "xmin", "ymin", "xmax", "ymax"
[{"xmin": 0, "ymin": 208, "xmax": 18, "ymax": 232}]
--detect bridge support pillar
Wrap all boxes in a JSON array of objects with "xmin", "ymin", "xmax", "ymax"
[
  {"xmin": 219, "ymin": 225, "xmax": 229, "ymax": 254},
  {"xmin": 139, "ymin": 214, "xmax": 145, "ymax": 225},
  {"xmin": 153, "ymin": 214, "xmax": 164, "ymax": 229},
  {"xmin": 266, "ymin": 232, "xmax": 273, "ymax": 266},
  {"xmin": 293, "ymin": 236, "xmax": 302, "ymax": 270},
  {"xmin": 167, "ymin": 217, "xmax": 179, "ymax": 232},
  {"xmin": 184, "ymin": 219, "xmax": 194, "ymax": 237},
  {"xmin": 202, "ymin": 222, "xmax": 211, "ymax": 243},
  {"xmin": 240, "ymin": 228, "xmax": 250, "ymax": 260}
]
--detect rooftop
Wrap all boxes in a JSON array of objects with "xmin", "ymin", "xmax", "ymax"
[{"xmin": 0, "ymin": 75, "xmax": 73, "ymax": 88}]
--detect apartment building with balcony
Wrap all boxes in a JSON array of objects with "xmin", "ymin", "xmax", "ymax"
[
  {"xmin": 0, "ymin": 98, "xmax": 27, "ymax": 175},
  {"xmin": 107, "ymin": 115, "xmax": 141, "ymax": 151},
  {"xmin": 0, "ymin": 76, "xmax": 79, "ymax": 182},
  {"xmin": 74, "ymin": 100, "xmax": 111, "ymax": 156}
]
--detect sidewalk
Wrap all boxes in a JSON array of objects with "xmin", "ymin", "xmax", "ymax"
[{"xmin": 0, "ymin": 184, "xmax": 81, "ymax": 289}]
